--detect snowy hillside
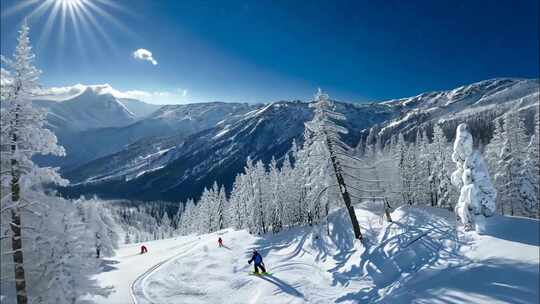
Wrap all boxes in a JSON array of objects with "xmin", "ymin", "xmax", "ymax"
[
  {"xmin": 60, "ymin": 78, "xmax": 538, "ymax": 202},
  {"xmin": 90, "ymin": 205, "xmax": 540, "ymax": 304}
]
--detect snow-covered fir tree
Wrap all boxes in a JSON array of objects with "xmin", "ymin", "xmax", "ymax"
[
  {"xmin": 496, "ymin": 111, "xmax": 530, "ymax": 216},
  {"xmin": 451, "ymin": 123, "xmax": 497, "ymax": 232},
  {"xmin": 0, "ymin": 20, "xmax": 66, "ymax": 304}
]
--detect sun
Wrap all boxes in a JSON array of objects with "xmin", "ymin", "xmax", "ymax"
[{"xmin": 2, "ymin": 0, "xmax": 133, "ymax": 57}]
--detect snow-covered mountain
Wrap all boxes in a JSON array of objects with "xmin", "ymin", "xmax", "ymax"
[
  {"xmin": 58, "ymin": 78, "xmax": 538, "ymax": 202},
  {"xmin": 38, "ymin": 100, "xmax": 257, "ymax": 171},
  {"xmin": 33, "ymin": 84, "xmax": 139, "ymax": 131},
  {"xmin": 61, "ymin": 100, "xmax": 396, "ymax": 201},
  {"xmin": 378, "ymin": 78, "xmax": 539, "ymax": 142}
]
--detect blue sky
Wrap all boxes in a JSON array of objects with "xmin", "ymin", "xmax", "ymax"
[{"xmin": 1, "ymin": 0, "xmax": 538, "ymax": 104}]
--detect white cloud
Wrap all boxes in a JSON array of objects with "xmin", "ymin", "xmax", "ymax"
[
  {"xmin": 113, "ymin": 88, "xmax": 189, "ymax": 104},
  {"xmin": 36, "ymin": 84, "xmax": 189, "ymax": 105},
  {"xmin": 133, "ymin": 48, "xmax": 158, "ymax": 65}
]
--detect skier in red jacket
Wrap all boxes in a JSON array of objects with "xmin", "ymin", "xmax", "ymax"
[{"xmin": 218, "ymin": 237, "xmax": 223, "ymax": 247}]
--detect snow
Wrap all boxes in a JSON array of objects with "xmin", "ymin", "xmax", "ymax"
[{"xmin": 93, "ymin": 206, "xmax": 539, "ymax": 304}]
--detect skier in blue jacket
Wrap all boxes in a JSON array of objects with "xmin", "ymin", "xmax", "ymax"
[{"xmin": 248, "ymin": 249, "xmax": 266, "ymax": 274}]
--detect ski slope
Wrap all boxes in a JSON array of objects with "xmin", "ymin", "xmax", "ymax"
[{"xmin": 93, "ymin": 206, "xmax": 539, "ymax": 304}]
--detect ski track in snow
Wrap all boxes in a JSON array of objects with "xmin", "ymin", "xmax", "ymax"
[{"xmin": 88, "ymin": 237, "xmax": 199, "ymax": 304}]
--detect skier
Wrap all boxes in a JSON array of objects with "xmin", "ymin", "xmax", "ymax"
[
  {"xmin": 218, "ymin": 237, "xmax": 223, "ymax": 247},
  {"xmin": 140, "ymin": 245, "xmax": 148, "ymax": 254},
  {"xmin": 248, "ymin": 249, "xmax": 266, "ymax": 274}
]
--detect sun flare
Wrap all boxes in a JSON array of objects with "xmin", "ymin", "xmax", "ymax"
[{"xmin": 2, "ymin": 0, "xmax": 131, "ymax": 56}]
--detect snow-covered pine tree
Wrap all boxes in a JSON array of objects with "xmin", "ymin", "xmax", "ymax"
[
  {"xmin": 402, "ymin": 142, "xmax": 419, "ymax": 205},
  {"xmin": 75, "ymin": 197, "xmax": 119, "ymax": 258},
  {"xmin": 229, "ymin": 174, "xmax": 249, "ymax": 229},
  {"xmin": 519, "ymin": 110, "xmax": 539, "ymax": 218},
  {"xmin": 268, "ymin": 157, "xmax": 284, "ymax": 233},
  {"xmin": 290, "ymin": 139, "xmax": 310, "ymax": 226},
  {"xmin": 160, "ymin": 212, "xmax": 172, "ymax": 238},
  {"xmin": 252, "ymin": 160, "xmax": 269, "ymax": 234},
  {"xmin": 451, "ymin": 123, "xmax": 497, "ymax": 232},
  {"xmin": 215, "ymin": 183, "xmax": 227, "ymax": 231},
  {"xmin": 178, "ymin": 199, "xmax": 196, "ymax": 234},
  {"xmin": 485, "ymin": 118, "xmax": 505, "ymax": 173},
  {"xmin": 416, "ymin": 128, "xmax": 434, "ymax": 205},
  {"xmin": 520, "ymin": 133, "xmax": 539, "ymax": 218},
  {"xmin": 431, "ymin": 124, "xmax": 453, "ymax": 209},
  {"xmin": 196, "ymin": 187, "xmax": 213, "ymax": 233},
  {"xmin": 395, "ymin": 133, "xmax": 411, "ymax": 205},
  {"xmin": 0, "ymin": 20, "xmax": 66, "ymax": 304},
  {"xmin": 497, "ymin": 111, "xmax": 529, "ymax": 216},
  {"xmin": 304, "ymin": 89, "xmax": 363, "ymax": 240},
  {"xmin": 279, "ymin": 152, "xmax": 295, "ymax": 229},
  {"xmin": 37, "ymin": 207, "xmax": 109, "ymax": 304}
]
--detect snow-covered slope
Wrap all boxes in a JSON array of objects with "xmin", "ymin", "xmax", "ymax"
[
  {"xmin": 91, "ymin": 205, "xmax": 539, "ymax": 304},
  {"xmin": 117, "ymin": 98, "xmax": 162, "ymax": 118}
]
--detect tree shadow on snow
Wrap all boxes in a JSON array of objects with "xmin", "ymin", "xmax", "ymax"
[
  {"xmin": 481, "ymin": 215, "xmax": 539, "ymax": 246},
  {"xmin": 220, "ymin": 245, "xmax": 232, "ymax": 250},
  {"xmin": 256, "ymin": 274, "xmax": 305, "ymax": 299},
  {"xmin": 335, "ymin": 208, "xmax": 470, "ymax": 303},
  {"xmin": 100, "ymin": 259, "xmax": 120, "ymax": 272},
  {"xmin": 369, "ymin": 258, "xmax": 540, "ymax": 304}
]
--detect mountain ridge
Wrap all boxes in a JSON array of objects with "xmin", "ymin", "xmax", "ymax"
[{"xmin": 47, "ymin": 78, "xmax": 539, "ymax": 202}]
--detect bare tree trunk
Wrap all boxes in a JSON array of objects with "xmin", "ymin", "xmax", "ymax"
[
  {"xmin": 384, "ymin": 198, "xmax": 393, "ymax": 223},
  {"xmin": 11, "ymin": 128, "xmax": 28, "ymax": 304},
  {"xmin": 326, "ymin": 136, "xmax": 363, "ymax": 240}
]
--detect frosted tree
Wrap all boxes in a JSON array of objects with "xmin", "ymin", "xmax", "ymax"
[
  {"xmin": 496, "ymin": 111, "xmax": 529, "ymax": 216},
  {"xmin": 519, "ymin": 111, "xmax": 539, "ymax": 218},
  {"xmin": 451, "ymin": 123, "xmax": 497, "ymax": 232},
  {"xmin": 401, "ymin": 143, "xmax": 419, "ymax": 205},
  {"xmin": 160, "ymin": 212, "xmax": 172, "ymax": 238},
  {"xmin": 229, "ymin": 174, "xmax": 249, "ymax": 229},
  {"xmin": 485, "ymin": 118, "xmax": 505, "ymax": 172},
  {"xmin": 214, "ymin": 183, "xmax": 227, "ymax": 231},
  {"xmin": 520, "ymin": 134, "xmax": 539, "ymax": 218},
  {"xmin": 178, "ymin": 199, "xmax": 196, "ymax": 234},
  {"xmin": 304, "ymin": 89, "xmax": 363, "ymax": 240},
  {"xmin": 36, "ymin": 208, "xmax": 109, "ymax": 304},
  {"xmin": 0, "ymin": 20, "xmax": 66, "ymax": 304},
  {"xmin": 75, "ymin": 197, "xmax": 119, "ymax": 258},
  {"xmin": 1, "ymin": 192, "xmax": 112, "ymax": 303},
  {"xmin": 279, "ymin": 152, "xmax": 295, "ymax": 228},
  {"xmin": 268, "ymin": 157, "xmax": 284, "ymax": 232},
  {"xmin": 251, "ymin": 160, "xmax": 269, "ymax": 234},
  {"xmin": 195, "ymin": 187, "xmax": 213, "ymax": 233},
  {"xmin": 416, "ymin": 129, "xmax": 434, "ymax": 205},
  {"xmin": 431, "ymin": 124, "xmax": 453, "ymax": 209}
]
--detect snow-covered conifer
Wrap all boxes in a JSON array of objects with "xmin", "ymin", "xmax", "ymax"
[
  {"xmin": 452, "ymin": 123, "xmax": 497, "ymax": 232},
  {"xmin": 0, "ymin": 20, "xmax": 66, "ymax": 304}
]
